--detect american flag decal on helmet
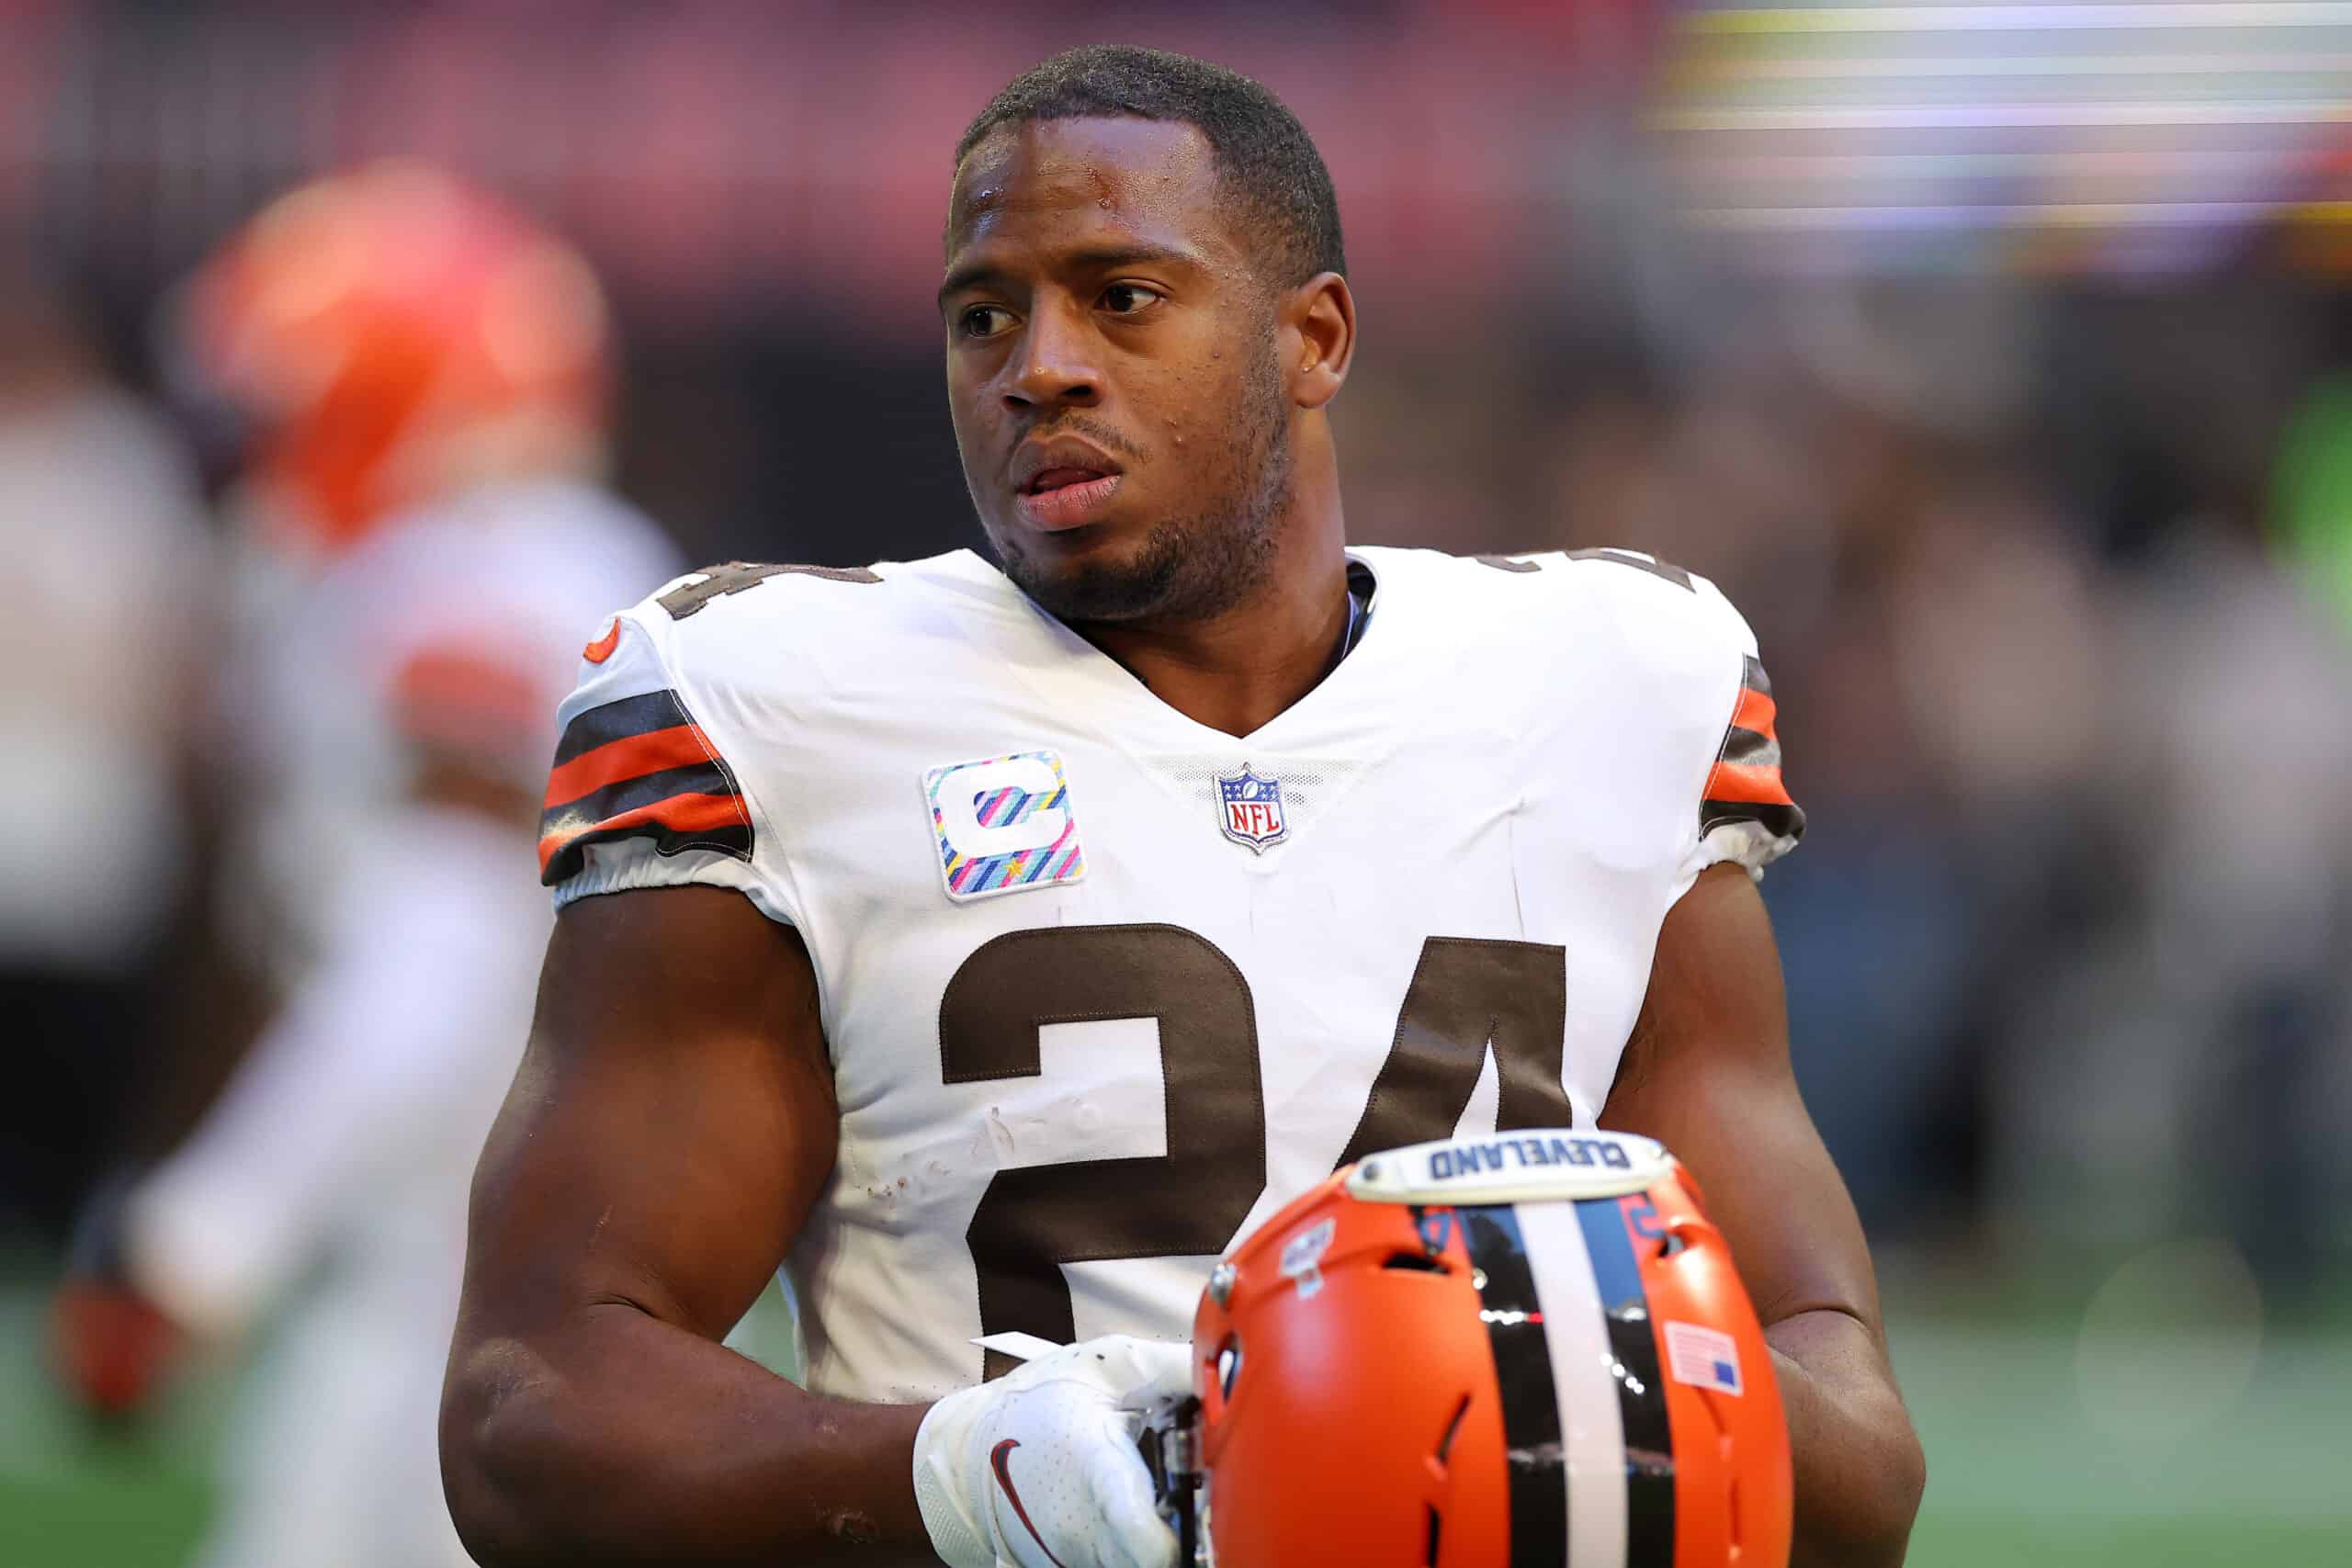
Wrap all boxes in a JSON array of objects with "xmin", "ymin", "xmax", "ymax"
[
  {"xmin": 538, "ymin": 689, "xmax": 752, "ymax": 884},
  {"xmin": 1700, "ymin": 656, "xmax": 1804, "ymax": 845},
  {"xmin": 1663, "ymin": 1320, "xmax": 1745, "ymax": 1397}
]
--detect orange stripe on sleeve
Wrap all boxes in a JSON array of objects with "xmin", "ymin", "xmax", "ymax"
[
  {"xmin": 542, "ymin": 723, "xmax": 722, "ymax": 809},
  {"xmin": 1702, "ymin": 759, "xmax": 1795, "ymax": 807},
  {"xmin": 1729, "ymin": 685, "xmax": 1778, "ymax": 739},
  {"xmin": 536, "ymin": 791, "xmax": 750, "ymax": 873}
]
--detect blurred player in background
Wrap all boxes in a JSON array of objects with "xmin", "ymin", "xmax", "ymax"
[
  {"xmin": 51, "ymin": 164, "xmax": 680, "ymax": 1568},
  {"xmin": 0, "ymin": 265, "xmax": 214, "ymax": 1247}
]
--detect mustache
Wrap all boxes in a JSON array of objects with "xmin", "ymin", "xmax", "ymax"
[{"xmin": 1022, "ymin": 413, "xmax": 1148, "ymax": 466}]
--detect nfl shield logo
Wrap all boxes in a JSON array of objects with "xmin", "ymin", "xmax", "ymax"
[{"xmin": 1216, "ymin": 765, "xmax": 1289, "ymax": 853}]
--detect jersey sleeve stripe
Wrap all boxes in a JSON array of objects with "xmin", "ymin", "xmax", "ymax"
[
  {"xmin": 1717, "ymin": 725, "xmax": 1781, "ymax": 772},
  {"xmin": 1703, "ymin": 760, "xmax": 1795, "ymax": 807},
  {"xmin": 537, "ymin": 792, "xmax": 753, "ymax": 882},
  {"xmin": 1702, "ymin": 795, "xmax": 1804, "ymax": 841},
  {"xmin": 540, "ymin": 687, "xmax": 753, "ymax": 886},
  {"xmin": 1698, "ymin": 655, "xmax": 1806, "ymax": 846},
  {"xmin": 1728, "ymin": 683, "xmax": 1777, "ymax": 738},
  {"xmin": 552, "ymin": 689, "xmax": 699, "ymax": 765},
  {"xmin": 546, "ymin": 760, "xmax": 734, "ymax": 826},
  {"xmin": 543, "ymin": 722, "xmax": 721, "ymax": 808}
]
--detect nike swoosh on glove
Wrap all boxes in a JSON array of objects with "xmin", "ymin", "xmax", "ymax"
[{"xmin": 913, "ymin": 1334, "xmax": 1192, "ymax": 1568}]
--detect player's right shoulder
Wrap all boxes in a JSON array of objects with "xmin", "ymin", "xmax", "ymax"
[
  {"xmin": 622, "ymin": 558, "xmax": 892, "ymax": 662},
  {"xmin": 537, "ymin": 558, "xmax": 917, "ymax": 914},
  {"xmin": 556, "ymin": 559, "xmax": 899, "ymax": 748}
]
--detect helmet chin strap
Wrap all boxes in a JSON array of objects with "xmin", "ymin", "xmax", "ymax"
[{"xmin": 1140, "ymin": 1395, "xmax": 1208, "ymax": 1567}]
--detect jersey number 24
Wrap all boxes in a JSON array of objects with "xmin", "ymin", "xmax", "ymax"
[{"xmin": 941, "ymin": 923, "xmax": 1577, "ymax": 1378}]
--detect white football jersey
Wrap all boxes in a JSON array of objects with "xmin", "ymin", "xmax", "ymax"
[{"xmin": 540, "ymin": 546, "xmax": 1803, "ymax": 1403}]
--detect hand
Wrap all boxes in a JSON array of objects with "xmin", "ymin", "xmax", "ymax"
[
  {"xmin": 913, "ymin": 1335, "xmax": 1190, "ymax": 1568},
  {"xmin": 51, "ymin": 1279, "xmax": 185, "ymax": 1419},
  {"xmin": 51, "ymin": 1178, "xmax": 188, "ymax": 1421}
]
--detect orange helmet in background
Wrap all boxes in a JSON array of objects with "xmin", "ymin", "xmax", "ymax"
[
  {"xmin": 174, "ymin": 160, "xmax": 611, "ymax": 554},
  {"xmin": 1175, "ymin": 1129, "xmax": 1791, "ymax": 1568}
]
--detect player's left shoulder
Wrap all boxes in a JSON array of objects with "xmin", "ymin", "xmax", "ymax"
[
  {"xmin": 1411, "ymin": 545, "xmax": 1803, "ymax": 863},
  {"xmin": 1395, "ymin": 544, "xmax": 1759, "ymax": 682}
]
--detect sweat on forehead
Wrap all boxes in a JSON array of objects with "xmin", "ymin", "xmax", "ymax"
[{"xmin": 944, "ymin": 118, "xmax": 1238, "ymax": 262}]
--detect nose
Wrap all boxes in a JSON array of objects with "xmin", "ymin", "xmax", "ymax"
[{"xmin": 1003, "ymin": 294, "xmax": 1100, "ymax": 414}]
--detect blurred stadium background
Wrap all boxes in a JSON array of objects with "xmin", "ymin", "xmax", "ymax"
[{"xmin": 4, "ymin": 1, "xmax": 2348, "ymax": 1563}]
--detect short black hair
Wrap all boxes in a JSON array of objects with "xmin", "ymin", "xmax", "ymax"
[{"xmin": 954, "ymin": 44, "xmax": 1345, "ymax": 287}]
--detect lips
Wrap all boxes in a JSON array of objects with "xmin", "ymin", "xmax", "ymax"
[
  {"xmin": 1010, "ymin": 439, "xmax": 1126, "ymax": 531},
  {"xmin": 1014, "ymin": 471, "xmax": 1123, "ymax": 530},
  {"xmin": 1024, "ymin": 466, "xmax": 1108, "ymax": 495}
]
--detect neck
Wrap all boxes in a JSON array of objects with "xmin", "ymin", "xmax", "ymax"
[{"xmin": 1079, "ymin": 459, "xmax": 1350, "ymax": 740}]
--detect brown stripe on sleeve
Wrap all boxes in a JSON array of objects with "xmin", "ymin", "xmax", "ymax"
[
  {"xmin": 539, "ymin": 689, "xmax": 752, "ymax": 884},
  {"xmin": 1700, "ymin": 656, "xmax": 1805, "ymax": 844}
]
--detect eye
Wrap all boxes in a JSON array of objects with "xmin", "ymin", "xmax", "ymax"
[
  {"xmin": 957, "ymin": 304, "xmax": 1014, "ymax": 340},
  {"xmin": 1099, "ymin": 282, "xmax": 1164, "ymax": 317}
]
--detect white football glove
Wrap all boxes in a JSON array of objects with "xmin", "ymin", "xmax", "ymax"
[{"xmin": 913, "ymin": 1334, "xmax": 1191, "ymax": 1568}]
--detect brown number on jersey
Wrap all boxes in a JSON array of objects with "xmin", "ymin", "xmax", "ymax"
[
  {"xmin": 1332, "ymin": 937, "xmax": 1575, "ymax": 1168},
  {"xmin": 938, "ymin": 928, "xmax": 1575, "ymax": 1378},
  {"xmin": 656, "ymin": 560, "xmax": 881, "ymax": 619},
  {"xmin": 1475, "ymin": 548, "xmax": 1696, "ymax": 592},
  {"xmin": 940, "ymin": 924, "xmax": 1267, "ymax": 1382}
]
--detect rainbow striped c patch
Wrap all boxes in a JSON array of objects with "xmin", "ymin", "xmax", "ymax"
[{"xmin": 923, "ymin": 750, "xmax": 1087, "ymax": 904}]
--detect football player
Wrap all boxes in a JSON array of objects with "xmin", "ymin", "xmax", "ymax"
[
  {"xmin": 443, "ymin": 46, "xmax": 1924, "ymax": 1568},
  {"xmin": 52, "ymin": 165, "xmax": 679, "ymax": 1568}
]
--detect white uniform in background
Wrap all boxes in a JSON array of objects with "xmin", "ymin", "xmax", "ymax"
[
  {"xmin": 540, "ymin": 545, "xmax": 1803, "ymax": 1403},
  {"xmin": 0, "ymin": 384, "xmax": 211, "ymax": 971},
  {"xmin": 124, "ymin": 479, "xmax": 679, "ymax": 1568}
]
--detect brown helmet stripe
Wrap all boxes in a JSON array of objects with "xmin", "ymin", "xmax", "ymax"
[
  {"xmin": 1460, "ymin": 1205, "xmax": 1569, "ymax": 1568},
  {"xmin": 1576, "ymin": 1198, "xmax": 1677, "ymax": 1568}
]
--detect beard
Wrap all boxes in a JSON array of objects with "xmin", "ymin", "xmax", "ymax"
[{"xmin": 994, "ymin": 329, "xmax": 1294, "ymax": 629}]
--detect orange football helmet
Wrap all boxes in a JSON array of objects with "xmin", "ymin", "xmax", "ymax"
[
  {"xmin": 1167, "ymin": 1129, "xmax": 1791, "ymax": 1568},
  {"xmin": 174, "ymin": 160, "xmax": 611, "ymax": 553}
]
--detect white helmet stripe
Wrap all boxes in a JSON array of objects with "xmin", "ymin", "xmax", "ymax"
[
  {"xmin": 1517, "ymin": 1199, "xmax": 1632, "ymax": 1568},
  {"xmin": 1574, "ymin": 1197, "xmax": 1679, "ymax": 1567},
  {"xmin": 1459, "ymin": 1205, "xmax": 1568, "ymax": 1568}
]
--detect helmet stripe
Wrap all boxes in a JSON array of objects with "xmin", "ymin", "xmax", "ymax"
[
  {"xmin": 1576, "ymin": 1198, "xmax": 1678, "ymax": 1568},
  {"xmin": 1458, "ymin": 1205, "xmax": 1568, "ymax": 1568},
  {"xmin": 1513, "ymin": 1198, "xmax": 1631, "ymax": 1568}
]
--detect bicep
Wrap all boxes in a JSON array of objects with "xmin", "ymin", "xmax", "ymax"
[
  {"xmin": 1600, "ymin": 863, "xmax": 1882, "ymax": 1335},
  {"xmin": 459, "ymin": 886, "xmax": 836, "ymax": 1345}
]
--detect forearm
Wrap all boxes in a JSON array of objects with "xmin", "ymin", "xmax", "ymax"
[
  {"xmin": 444, "ymin": 1302, "xmax": 935, "ymax": 1567},
  {"xmin": 1768, "ymin": 1308, "xmax": 1926, "ymax": 1568},
  {"xmin": 131, "ymin": 818, "xmax": 536, "ymax": 1335}
]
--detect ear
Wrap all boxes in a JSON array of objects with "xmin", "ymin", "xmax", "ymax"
[{"xmin": 1283, "ymin": 272, "xmax": 1356, "ymax": 412}]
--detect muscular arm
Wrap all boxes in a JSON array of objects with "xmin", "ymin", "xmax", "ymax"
[
  {"xmin": 440, "ymin": 886, "xmax": 936, "ymax": 1567},
  {"xmin": 1603, "ymin": 863, "xmax": 1926, "ymax": 1568}
]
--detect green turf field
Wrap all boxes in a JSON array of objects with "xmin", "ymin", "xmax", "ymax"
[{"xmin": 3, "ymin": 1262, "xmax": 2344, "ymax": 1566}]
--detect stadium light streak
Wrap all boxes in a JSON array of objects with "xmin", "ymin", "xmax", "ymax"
[
  {"xmin": 1681, "ymin": 4, "xmax": 2352, "ymax": 37},
  {"xmin": 1659, "ymin": 99, "xmax": 2352, "ymax": 130},
  {"xmin": 1698, "ymin": 51, "xmax": 2352, "ymax": 81},
  {"xmin": 1676, "ymin": 147, "xmax": 2297, "ymax": 181},
  {"xmin": 1684, "ymin": 199, "xmax": 2290, "ymax": 231}
]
